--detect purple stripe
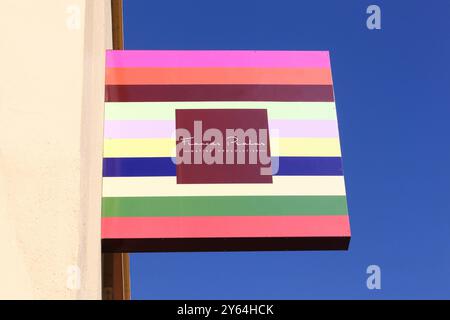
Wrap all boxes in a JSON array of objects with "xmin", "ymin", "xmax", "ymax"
[
  {"xmin": 103, "ymin": 120, "xmax": 338, "ymax": 138},
  {"xmin": 102, "ymin": 157, "xmax": 343, "ymax": 177}
]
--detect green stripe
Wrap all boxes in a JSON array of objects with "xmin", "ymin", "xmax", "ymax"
[
  {"xmin": 105, "ymin": 102, "xmax": 337, "ymax": 120},
  {"xmin": 102, "ymin": 196, "xmax": 348, "ymax": 217}
]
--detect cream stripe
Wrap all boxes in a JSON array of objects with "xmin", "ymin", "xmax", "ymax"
[
  {"xmin": 102, "ymin": 176, "xmax": 347, "ymax": 197},
  {"xmin": 103, "ymin": 137, "xmax": 341, "ymax": 157},
  {"xmin": 104, "ymin": 101, "xmax": 338, "ymax": 120}
]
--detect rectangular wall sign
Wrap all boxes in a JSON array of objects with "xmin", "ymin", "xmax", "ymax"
[{"xmin": 102, "ymin": 50, "xmax": 350, "ymax": 252}]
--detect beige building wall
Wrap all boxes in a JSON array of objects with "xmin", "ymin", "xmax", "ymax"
[{"xmin": 0, "ymin": 0, "xmax": 112, "ymax": 299}]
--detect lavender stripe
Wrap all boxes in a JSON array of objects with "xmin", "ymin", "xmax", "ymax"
[
  {"xmin": 104, "ymin": 120, "xmax": 176, "ymax": 138},
  {"xmin": 269, "ymin": 120, "xmax": 339, "ymax": 137},
  {"xmin": 104, "ymin": 120, "xmax": 339, "ymax": 139}
]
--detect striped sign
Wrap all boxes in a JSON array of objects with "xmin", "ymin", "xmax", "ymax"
[{"xmin": 102, "ymin": 50, "xmax": 350, "ymax": 252}]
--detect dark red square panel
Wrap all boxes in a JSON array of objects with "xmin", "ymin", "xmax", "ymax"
[{"xmin": 175, "ymin": 109, "xmax": 272, "ymax": 184}]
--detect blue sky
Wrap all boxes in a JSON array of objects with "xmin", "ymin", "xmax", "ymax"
[{"xmin": 124, "ymin": 0, "xmax": 450, "ymax": 299}]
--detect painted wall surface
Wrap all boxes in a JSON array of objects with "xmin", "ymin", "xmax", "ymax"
[{"xmin": 0, "ymin": 0, "xmax": 111, "ymax": 299}]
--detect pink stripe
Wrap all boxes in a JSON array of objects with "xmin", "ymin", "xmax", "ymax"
[
  {"xmin": 103, "ymin": 120, "xmax": 339, "ymax": 138},
  {"xmin": 101, "ymin": 215, "xmax": 350, "ymax": 239},
  {"xmin": 106, "ymin": 50, "xmax": 331, "ymax": 68},
  {"xmin": 269, "ymin": 120, "xmax": 338, "ymax": 137}
]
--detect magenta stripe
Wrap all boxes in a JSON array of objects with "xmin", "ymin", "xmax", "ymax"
[
  {"xmin": 103, "ymin": 120, "xmax": 338, "ymax": 138},
  {"xmin": 106, "ymin": 50, "xmax": 331, "ymax": 68}
]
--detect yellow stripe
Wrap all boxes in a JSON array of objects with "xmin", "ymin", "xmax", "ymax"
[
  {"xmin": 104, "ymin": 138, "xmax": 175, "ymax": 157},
  {"xmin": 276, "ymin": 137, "xmax": 341, "ymax": 156},
  {"xmin": 103, "ymin": 137, "xmax": 341, "ymax": 157},
  {"xmin": 102, "ymin": 176, "xmax": 347, "ymax": 197}
]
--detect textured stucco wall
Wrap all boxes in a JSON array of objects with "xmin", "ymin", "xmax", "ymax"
[{"xmin": 0, "ymin": 0, "xmax": 111, "ymax": 299}]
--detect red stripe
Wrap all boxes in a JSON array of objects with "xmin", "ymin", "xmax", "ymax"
[
  {"xmin": 101, "ymin": 215, "xmax": 350, "ymax": 239},
  {"xmin": 105, "ymin": 67, "xmax": 333, "ymax": 85}
]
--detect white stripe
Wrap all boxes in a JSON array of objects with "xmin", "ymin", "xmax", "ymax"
[{"xmin": 102, "ymin": 176, "xmax": 347, "ymax": 197}]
